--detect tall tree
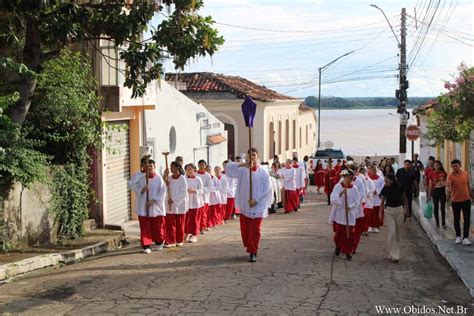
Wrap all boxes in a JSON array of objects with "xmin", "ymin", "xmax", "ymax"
[{"xmin": 0, "ymin": 0, "xmax": 224, "ymax": 124}]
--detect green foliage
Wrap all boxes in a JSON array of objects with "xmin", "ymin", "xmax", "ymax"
[
  {"xmin": 49, "ymin": 164, "xmax": 89, "ymax": 242},
  {"xmin": 0, "ymin": 93, "xmax": 48, "ymax": 188},
  {"xmin": 26, "ymin": 50, "xmax": 101, "ymax": 165},
  {"xmin": 427, "ymin": 65, "xmax": 474, "ymax": 145},
  {"xmin": 0, "ymin": 0, "xmax": 224, "ymax": 123},
  {"xmin": 25, "ymin": 50, "xmax": 101, "ymax": 242},
  {"xmin": 304, "ymin": 96, "xmax": 433, "ymax": 109}
]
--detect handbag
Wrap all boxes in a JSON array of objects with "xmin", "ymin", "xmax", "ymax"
[{"xmin": 424, "ymin": 200, "xmax": 433, "ymax": 219}]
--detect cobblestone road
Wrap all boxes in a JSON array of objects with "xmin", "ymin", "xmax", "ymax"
[{"xmin": 0, "ymin": 189, "xmax": 472, "ymax": 315}]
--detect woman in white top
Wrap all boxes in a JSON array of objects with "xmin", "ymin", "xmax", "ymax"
[
  {"xmin": 164, "ymin": 161, "xmax": 188, "ymax": 247},
  {"xmin": 184, "ymin": 163, "xmax": 204, "ymax": 243}
]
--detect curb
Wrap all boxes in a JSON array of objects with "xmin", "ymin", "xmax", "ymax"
[
  {"xmin": 0, "ymin": 233, "xmax": 124, "ymax": 282},
  {"xmin": 413, "ymin": 199, "xmax": 474, "ymax": 298}
]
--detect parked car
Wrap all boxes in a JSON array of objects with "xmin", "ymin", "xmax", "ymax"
[{"xmin": 309, "ymin": 149, "xmax": 345, "ymax": 184}]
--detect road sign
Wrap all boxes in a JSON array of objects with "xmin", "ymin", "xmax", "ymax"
[{"xmin": 405, "ymin": 125, "xmax": 421, "ymax": 141}]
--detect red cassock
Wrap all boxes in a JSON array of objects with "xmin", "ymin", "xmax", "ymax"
[
  {"xmin": 333, "ymin": 223, "xmax": 355, "ymax": 255},
  {"xmin": 314, "ymin": 166, "xmax": 325, "ymax": 187},
  {"xmin": 324, "ymin": 169, "xmax": 338, "ymax": 195}
]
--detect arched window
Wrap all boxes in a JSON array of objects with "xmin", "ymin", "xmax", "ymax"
[
  {"xmin": 169, "ymin": 126, "xmax": 177, "ymax": 153},
  {"xmin": 285, "ymin": 119, "xmax": 289, "ymax": 151},
  {"xmin": 299, "ymin": 127, "xmax": 302, "ymax": 149},
  {"xmin": 278, "ymin": 121, "xmax": 282, "ymax": 154},
  {"xmin": 292, "ymin": 119, "xmax": 296, "ymax": 149},
  {"xmin": 269, "ymin": 122, "xmax": 275, "ymax": 160},
  {"xmin": 305, "ymin": 125, "xmax": 309, "ymax": 145}
]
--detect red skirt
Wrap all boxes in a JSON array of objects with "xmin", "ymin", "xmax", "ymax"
[{"xmin": 333, "ymin": 222, "xmax": 355, "ymax": 254}]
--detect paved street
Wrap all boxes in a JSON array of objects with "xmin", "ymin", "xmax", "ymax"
[{"xmin": 0, "ymin": 189, "xmax": 472, "ymax": 315}]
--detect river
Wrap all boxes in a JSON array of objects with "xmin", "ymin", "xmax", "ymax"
[{"xmin": 318, "ymin": 108, "xmax": 420, "ymax": 159}]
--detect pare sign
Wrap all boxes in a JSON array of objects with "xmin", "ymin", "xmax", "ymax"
[{"xmin": 405, "ymin": 125, "xmax": 421, "ymax": 141}]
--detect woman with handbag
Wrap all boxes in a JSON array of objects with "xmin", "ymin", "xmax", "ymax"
[{"xmin": 428, "ymin": 160, "xmax": 448, "ymax": 229}]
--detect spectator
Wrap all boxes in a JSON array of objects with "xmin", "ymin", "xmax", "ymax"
[
  {"xmin": 424, "ymin": 156, "xmax": 435, "ymax": 192},
  {"xmin": 396, "ymin": 160, "xmax": 416, "ymax": 217},
  {"xmin": 412, "ymin": 153, "xmax": 424, "ymax": 197},
  {"xmin": 390, "ymin": 157, "xmax": 399, "ymax": 171},
  {"xmin": 380, "ymin": 173, "xmax": 408, "ymax": 263},
  {"xmin": 428, "ymin": 160, "xmax": 447, "ymax": 228},
  {"xmin": 447, "ymin": 159, "xmax": 472, "ymax": 245},
  {"xmin": 383, "ymin": 164, "xmax": 395, "ymax": 176}
]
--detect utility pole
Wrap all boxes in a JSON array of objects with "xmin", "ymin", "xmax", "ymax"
[{"xmin": 397, "ymin": 8, "xmax": 409, "ymax": 160}]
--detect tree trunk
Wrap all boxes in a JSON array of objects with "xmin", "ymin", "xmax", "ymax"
[{"xmin": 10, "ymin": 16, "xmax": 42, "ymax": 125}]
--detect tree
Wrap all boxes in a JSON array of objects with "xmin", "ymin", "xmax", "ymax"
[
  {"xmin": 0, "ymin": 0, "xmax": 224, "ymax": 124},
  {"xmin": 427, "ymin": 64, "xmax": 474, "ymax": 145}
]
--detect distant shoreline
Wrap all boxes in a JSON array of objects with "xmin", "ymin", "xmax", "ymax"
[{"xmin": 318, "ymin": 106, "xmax": 416, "ymax": 110}]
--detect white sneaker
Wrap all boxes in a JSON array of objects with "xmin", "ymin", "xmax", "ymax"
[
  {"xmin": 462, "ymin": 238, "xmax": 472, "ymax": 246},
  {"xmin": 164, "ymin": 243, "xmax": 176, "ymax": 248},
  {"xmin": 176, "ymin": 242, "xmax": 184, "ymax": 247},
  {"xmin": 232, "ymin": 214, "xmax": 237, "ymax": 219},
  {"xmin": 373, "ymin": 228, "xmax": 380, "ymax": 233},
  {"xmin": 185, "ymin": 234, "xmax": 191, "ymax": 242},
  {"xmin": 189, "ymin": 235, "xmax": 198, "ymax": 243},
  {"xmin": 455, "ymin": 237, "xmax": 462, "ymax": 244},
  {"xmin": 143, "ymin": 248, "xmax": 152, "ymax": 254},
  {"xmin": 153, "ymin": 242, "xmax": 164, "ymax": 251}
]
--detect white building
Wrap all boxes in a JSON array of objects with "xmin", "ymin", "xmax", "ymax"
[{"xmin": 145, "ymin": 80, "xmax": 227, "ymax": 172}]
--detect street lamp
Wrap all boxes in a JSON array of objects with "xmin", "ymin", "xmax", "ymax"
[
  {"xmin": 370, "ymin": 4, "xmax": 401, "ymax": 46},
  {"xmin": 317, "ymin": 50, "xmax": 355, "ymax": 149}
]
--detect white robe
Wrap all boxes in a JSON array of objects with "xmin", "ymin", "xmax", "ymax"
[
  {"xmin": 167, "ymin": 175, "xmax": 189, "ymax": 214},
  {"xmin": 222, "ymin": 172, "xmax": 237, "ymax": 199},
  {"xmin": 225, "ymin": 162, "xmax": 273, "ymax": 219},
  {"xmin": 364, "ymin": 176, "xmax": 376, "ymax": 209},
  {"xmin": 209, "ymin": 176, "xmax": 222, "ymax": 206},
  {"xmin": 370, "ymin": 175, "xmax": 385, "ymax": 207},
  {"xmin": 197, "ymin": 171, "xmax": 212, "ymax": 205},
  {"xmin": 353, "ymin": 176, "xmax": 366, "ymax": 219},
  {"xmin": 186, "ymin": 176, "xmax": 204, "ymax": 209},
  {"xmin": 293, "ymin": 165, "xmax": 306, "ymax": 189},
  {"xmin": 278, "ymin": 167, "xmax": 296, "ymax": 191},
  {"xmin": 131, "ymin": 173, "xmax": 167, "ymax": 217},
  {"xmin": 217, "ymin": 176, "xmax": 230, "ymax": 203},
  {"xmin": 329, "ymin": 183, "xmax": 360, "ymax": 226}
]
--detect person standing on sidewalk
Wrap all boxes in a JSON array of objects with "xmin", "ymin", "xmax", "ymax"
[
  {"xmin": 424, "ymin": 156, "xmax": 436, "ymax": 192},
  {"xmin": 447, "ymin": 159, "xmax": 472, "ymax": 246},
  {"xmin": 396, "ymin": 160, "xmax": 416, "ymax": 218},
  {"xmin": 412, "ymin": 153, "xmax": 424, "ymax": 197},
  {"xmin": 225, "ymin": 148, "xmax": 273, "ymax": 263},
  {"xmin": 380, "ymin": 173, "xmax": 408, "ymax": 263},
  {"xmin": 427, "ymin": 160, "xmax": 448, "ymax": 229}
]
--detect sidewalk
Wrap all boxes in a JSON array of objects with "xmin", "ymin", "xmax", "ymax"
[
  {"xmin": 414, "ymin": 193, "xmax": 474, "ymax": 297},
  {"xmin": 0, "ymin": 229, "xmax": 125, "ymax": 282}
]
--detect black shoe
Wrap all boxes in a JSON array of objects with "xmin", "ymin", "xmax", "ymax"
[
  {"xmin": 346, "ymin": 254, "xmax": 352, "ymax": 261},
  {"xmin": 249, "ymin": 253, "xmax": 257, "ymax": 263},
  {"xmin": 335, "ymin": 247, "xmax": 340, "ymax": 256}
]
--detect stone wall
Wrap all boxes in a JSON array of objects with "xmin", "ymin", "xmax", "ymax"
[{"xmin": 1, "ymin": 182, "xmax": 56, "ymax": 247}]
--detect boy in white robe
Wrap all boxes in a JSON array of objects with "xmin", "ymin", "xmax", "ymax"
[
  {"xmin": 292, "ymin": 157, "xmax": 306, "ymax": 210},
  {"xmin": 329, "ymin": 169, "xmax": 360, "ymax": 261},
  {"xmin": 278, "ymin": 159, "xmax": 297, "ymax": 213},
  {"xmin": 225, "ymin": 148, "xmax": 273, "ymax": 263},
  {"xmin": 130, "ymin": 159, "xmax": 167, "ymax": 254},
  {"xmin": 164, "ymin": 162, "xmax": 189, "ymax": 247},
  {"xmin": 214, "ymin": 166, "xmax": 229, "ymax": 225},
  {"xmin": 368, "ymin": 164, "xmax": 385, "ymax": 233},
  {"xmin": 197, "ymin": 160, "xmax": 212, "ymax": 233},
  {"xmin": 208, "ymin": 166, "xmax": 222, "ymax": 228},
  {"xmin": 222, "ymin": 160, "xmax": 238, "ymax": 221},
  {"xmin": 184, "ymin": 163, "xmax": 204, "ymax": 243}
]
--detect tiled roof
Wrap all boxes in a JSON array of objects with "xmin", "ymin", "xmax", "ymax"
[
  {"xmin": 164, "ymin": 72, "xmax": 296, "ymax": 102},
  {"xmin": 299, "ymin": 104, "xmax": 315, "ymax": 113},
  {"xmin": 413, "ymin": 99, "xmax": 438, "ymax": 114}
]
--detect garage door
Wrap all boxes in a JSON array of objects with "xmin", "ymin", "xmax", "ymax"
[{"xmin": 105, "ymin": 121, "xmax": 131, "ymax": 226}]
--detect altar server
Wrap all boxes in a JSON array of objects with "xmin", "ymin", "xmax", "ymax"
[
  {"xmin": 184, "ymin": 163, "xmax": 204, "ymax": 243},
  {"xmin": 164, "ymin": 162, "xmax": 188, "ymax": 248},
  {"xmin": 278, "ymin": 159, "xmax": 297, "ymax": 213},
  {"xmin": 197, "ymin": 160, "xmax": 212, "ymax": 233},
  {"xmin": 222, "ymin": 160, "xmax": 238, "ymax": 221},
  {"xmin": 368, "ymin": 164, "xmax": 385, "ymax": 233}
]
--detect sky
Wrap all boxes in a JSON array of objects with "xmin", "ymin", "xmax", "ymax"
[{"xmin": 160, "ymin": 0, "xmax": 473, "ymax": 98}]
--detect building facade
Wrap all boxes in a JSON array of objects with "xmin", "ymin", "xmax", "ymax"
[{"xmin": 165, "ymin": 72, "xmax": 317, "ymax": 163}]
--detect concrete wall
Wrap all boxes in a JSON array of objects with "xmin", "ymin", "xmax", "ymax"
[
  {"xmin": 145, "ymin": 80, "xmax": 228, "ymax": 171},
  {"xmin": 1, "ymin": 182, "xmax": 56, "ymax": 246}
]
